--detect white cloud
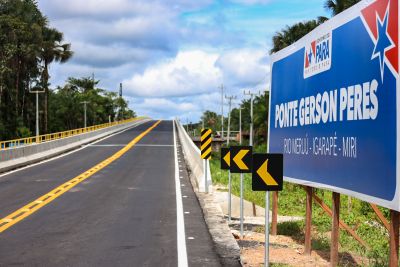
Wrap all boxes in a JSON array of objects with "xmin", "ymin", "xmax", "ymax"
[
  {"xmin": 216, "ymin": 48, "xmax": 269, "ymax": 87},
  {"xmin": 70, "ymin": 42, "xmax": 156, "ymax": 68},
  {"xmin": 39, "ymin": 0, "xmax": 213, "ymax": 20},
  {"xmin": 36, "ymin": 0, "xmax": 326, "ymax": 123},
  {"xmin": 131, "ymin": 97, "xmax": 201, "ymax": 120},
  {"xmin": 229, "ymin": 0, "xmax": 273, "ymax": 4},
  {"xmin": 123, "ymin": 50, "xmax": 222, "ymax": 97},
  {"xmin": 137, "ymin": 98, "xmax": 195, "ymax": 113},
  {"xmin": 123, "ymin": 48, "xmax": 269, "ymax": 98},
  {"xmin": 39, "ymin": 0, "xmax": 166, "ymax": 19}
]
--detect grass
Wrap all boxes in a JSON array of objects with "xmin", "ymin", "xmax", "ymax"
[{"xmin": 210, "ymin": 150, "xmax": 392, "ymax": 266}]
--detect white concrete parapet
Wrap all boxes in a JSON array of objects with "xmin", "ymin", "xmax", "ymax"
[
  {"xmin": 0, "ymin": 119, "xmax": 149, "ymax": 173},
  {"xmin": 175, "ymin": 120, "xmax": 212, "ymax": 193}
]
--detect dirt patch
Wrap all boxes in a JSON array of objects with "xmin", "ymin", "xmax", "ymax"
[{"xmin": 238, "ymin": 231, "xmax": 367, "ymax": 266}]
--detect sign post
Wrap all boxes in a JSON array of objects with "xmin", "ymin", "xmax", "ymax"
[
  {"xmin": 230, "ymin": 146, "xmax": 253, "ymax": 238},
  {"xmin": 265, "ymin": 191, "xmax": 269, "ymax": 266},
  {"xmin": 221, "ymin": 147, "xmax": 231, "ymax": 219},
  {"xmin": 252, "ymin": 153, "xmax": 283, "ymax": 267},
  {"xmin": 201, "ymin": 129, "xmax": 212, "ymax": 193}
]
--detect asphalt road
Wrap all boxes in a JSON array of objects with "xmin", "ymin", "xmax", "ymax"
[{"xmin": 0, "ymin": 120, "xmax": 221, "ymax": 266}]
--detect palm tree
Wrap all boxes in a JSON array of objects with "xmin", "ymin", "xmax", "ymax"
[
  {"xmin": 270, "ymin": 19, "xmax": 325, "ymax": 54},
  {"xmin": 270, "ymin": 0, "xmax": 361, "ymax": 54},
  {"xmin": 324, "ymin": 0, "xmax": 361, "ymax": 16},
  {"xmin": 41, "ymin": 27, "xmax": 73, "ymax": 133}
]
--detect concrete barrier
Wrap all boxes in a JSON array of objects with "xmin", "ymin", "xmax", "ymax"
[
  {"xmin": 175, "ymin": 120, "xmax": 212, "ymax": 192},
  {"xmin": 0, "ymin": 118, "xmax": 149, "ymax": 173}
]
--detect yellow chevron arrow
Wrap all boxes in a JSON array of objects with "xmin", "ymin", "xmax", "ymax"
[
  {"xmin": 233, "ymin": 149, "xmax": 249, "ymax": 170},
  {"xmin": 223, "ymin": 151, "xmax": 231, "ymax": 167},
  {"xmin": 257, "ymin": 159, "xmax": 278, "ymax": 186}
]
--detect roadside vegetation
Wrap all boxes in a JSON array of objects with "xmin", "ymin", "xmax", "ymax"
[
  {"xmin": 210, "ymin": 149, "xmax": 391, "ymax": 266},
  {"xmin": 189, "ymin": 0, "xmax": 393, "ymax": 265},
  {"xmin": 0, "ymin": 0, "xmax": 135, "ymax": 141}
]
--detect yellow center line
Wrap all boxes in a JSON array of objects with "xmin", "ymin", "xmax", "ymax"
[{"xmin": 0, "ymin": 120, "xmax": 162, "ymax": 233}]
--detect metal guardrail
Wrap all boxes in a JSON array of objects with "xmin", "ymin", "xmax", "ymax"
[{"xmin": 0, "ymin": 117, "xmax": 144, "ymax": 150}]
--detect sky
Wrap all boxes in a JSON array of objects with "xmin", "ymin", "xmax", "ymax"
[{"xmin": 37, "ymin": 0, "xmax": 329, "ymax": 122}]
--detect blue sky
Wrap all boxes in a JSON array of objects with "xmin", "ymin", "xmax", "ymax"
[{"xmin": 37, "ymin": 0, "xmax": 329, "ymax": 122}]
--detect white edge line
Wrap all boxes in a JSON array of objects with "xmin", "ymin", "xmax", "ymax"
[
  {"xmin": 173, "ymin": 120, "xmax": 188, "ymax": 267},
  {"xmin": 0, "ymin": 119, "xmax": 149, "ymax": 179}
]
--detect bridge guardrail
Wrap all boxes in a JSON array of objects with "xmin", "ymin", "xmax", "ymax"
[
  {"xmin": 0, "ymin": 117, "xmax": 148, "ymax": 173},
  {"xmin": 175, "ymin": 119, "xmax": 212, "ymax": 193},
  {"xmin": 0, "ymin": 117, "xmax": 143, "ymax": 150}
]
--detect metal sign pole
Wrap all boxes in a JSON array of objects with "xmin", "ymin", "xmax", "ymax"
[
  {"xmin": 250, "ymin": 94, "xmax": 253, "ymax": 146},
  {"xmin": 205, "ymin": 159, "xmax": 208, "ymax": 193},
  {"xmin": 252, "ymin": 153, "xmax": 283, "ymax": 267},
  {"xmin": 228, "ymin": 172, "xmax": 232, "ymax": 221},
  {"xmin": 265, "ymin": 191, "xmax": 270, "ymax": 267},
  {"xmin": 220, "ymin": 84, "xmax": 224, "ymax": 140},
  {"xmin": 240, "ymin": 173, "xmax": 244, "ymax": 238},
  {"xmin": 239, "ymin": 115, "xmax": 243, "ymax": 237},
  {"xmin": 36, "ymin": 92, "xmax": 39, "ymax": 139},
  {"xmin": 84, "ymin": 102, "xmax": 87, "ymax": 128},
  {"xmin": 29, "ymin": 87, "xmax": 44, "ymax": 143},
  {"xmin": 226, "ymin": 95, "xmax": 235, "ymax": 222}
]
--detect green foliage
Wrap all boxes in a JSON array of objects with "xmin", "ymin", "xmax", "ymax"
[
  {"xmin": 270, "ymin": 19, "xmax": 324, "ymax": 54},
  {"xmin": 16, "ymin": 126, "xmax": 31, "ymax": 138},
  {"xmin": 210, "ymin": 153, "xmax": 392, "ymax": 264},
  {"xmin": 277, "ymin": 221, "xmax": 304, "ymax": 238},
  {"xmin": 270, "ymin": 0, "xmax": 361, "ymax": 54},
  {"xmin": 48, "ymin": 77, "xmax": 136, "ymax": 132},
  {"xmin": 207, "ymin": 0, "xmax": 385, "ymax": 264},
  {"xmin": 324, "ymin": 0, "xmax": 362, "ymax": 16},
  {"xmin": 0, "ymin": 2, "xmax": 136, "ymax": 139},
  {"xmin": 197, "ymin": 91, "xmax": 269, "ymax": 146}
]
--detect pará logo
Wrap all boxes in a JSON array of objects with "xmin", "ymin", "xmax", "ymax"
[{"xmin": 304, "ymin": 32, "xmax": 332, "ymax": 79}]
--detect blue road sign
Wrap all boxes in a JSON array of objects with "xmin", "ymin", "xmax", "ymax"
[{"xmin": 268, "ymin": 0, "xmax": 400, "ymax": 210}]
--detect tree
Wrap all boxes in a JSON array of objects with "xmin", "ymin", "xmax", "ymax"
[
  {"xmin": 66, "ymin": 76, "xmax": 97, "ymax": 93},
  {"xmin": 200, "ymin": 111, "xmax": 220, "ymax": 133},
  {"xmin": 270, "ymin": 19, "xmax": 326, "ymax": 54},
  {"xmin": 41, "ymin": 27, "xmax": 73, "ymax": 133},
  {"xmin": 324, "ymin": 0, "xmax": 361, "ymax": 16},
  {"xmin": 0, "ymin": 1, "xmax": 137, "ymax": 140},
  {"xmin": 48, "ymin": 77, "xmax": 136, "ymax": 132},
  {"xmin": 0, "ymin": 0, "xmax": 47, "ymax": 139}
]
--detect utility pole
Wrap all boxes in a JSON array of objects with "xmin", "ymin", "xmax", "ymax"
[
  {"xmin": 119, "ymin": 83, "xmax": 123, "ymax": 120},
  {"xmin": 225, "ymin": 94, "xmax": 236, "ymax": 222},
  {"xmin": 36, "ymin": 92, "xmax": 39, "ymax": 137},
  {"xmin": 225, "ymin": 95, "xmax": 236, "ymax": 145},
  {"xmin": 29, "ymin": 83, "xmax": 44, "ymax": 142},
  {"xmin": 239, "ymin": 107, "xmax": 242, "ymax": 144},
  {"xmin": 244, "ymin": 90, "xmax": 261, "ymax": 146},
  {"xmin": 81, "ymin": 101, "xmax": 90, "ymax": 128},
  {"xmin": 219, "ymin": 84, "xmax": 224, "ymax": 140}
]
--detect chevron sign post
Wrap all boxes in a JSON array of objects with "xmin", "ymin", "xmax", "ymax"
[
  {"xmin": 230, "ymin": 146, "xmax": 253, "ymax": 173},
  {"xmin": 201, "ymin": 129, "xmax": 212, "ymax": 193},
  {"xmin": 229, "ymin": 146, "xmax": 253, "ymax": 238},
  {"xmin": 252, "ymin": 154, "xmax": 283, "ymax": 192}
]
